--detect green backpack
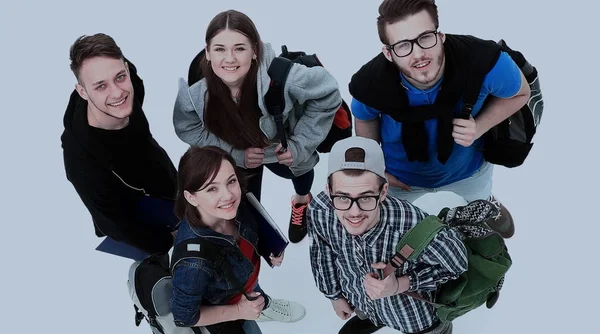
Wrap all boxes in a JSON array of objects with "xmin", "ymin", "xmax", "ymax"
[{"xmin": 385, "ymin": 199, "xmax": 512, "ymax": 322}]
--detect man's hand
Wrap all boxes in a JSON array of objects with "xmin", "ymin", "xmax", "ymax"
[
  {"xmin": 274, "ymin": 143, "xmax": 293, "ymax": 166},
  {"xmin": 244, "ymin": 147, "xmax": 265, "ymax": 169},
  {"xmin": 363, "ymin": 263, "xmax": 407, "ymax": 300},
  {"xmin": 385, "ymin": 172, "xmax": 411, "ymax": 191},
  {"xmin": 452, "ymin": 116, "xmax": 478, "ymax": 147},
  {"xmin": 331, "ymin": 297, "xmax": 354, "ymax": 320}
]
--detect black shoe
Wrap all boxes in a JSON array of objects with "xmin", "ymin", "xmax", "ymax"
[
  {"xmin": 339, "ymin": 316, "xmax": 385, "ymax": 334},
  {"xmin": 288, "ymin": 194, "xmax": 311, "ymax": 243}
]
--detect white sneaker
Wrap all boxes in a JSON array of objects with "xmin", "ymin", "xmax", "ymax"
[{"xmin": 258, "ymin": 298, "xmax": 306, "ymax": 323}]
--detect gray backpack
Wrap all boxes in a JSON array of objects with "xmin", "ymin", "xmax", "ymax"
[{"xmin": 127, "ymin": 255, "xmax": 209, "ymax": 334}]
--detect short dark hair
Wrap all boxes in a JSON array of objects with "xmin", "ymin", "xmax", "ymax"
[
  {"xmin": 376, "ymin": 0, "xmax": 439, "ymax": 45},
  {"xmin": 69, "ymin": 33, "xmax": 123, "ymax": 81},
  {"xmin": 174, "ymin": 146, "xmax": 247, "ymax": 228},
  {"xmin": 328, "ymin": 148, "xmax": 387, "ymax": 190}
]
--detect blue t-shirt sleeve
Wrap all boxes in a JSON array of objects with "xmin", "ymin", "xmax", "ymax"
[
  {"xmin": 350, "ymin": 97, "xmax": 381, "ymax": 121},
  {"xmin": 483, "ymin": 51, "xmax": 522, "ymax": 98}
]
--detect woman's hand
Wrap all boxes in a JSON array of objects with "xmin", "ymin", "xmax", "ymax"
[
  {"xmin": 274, "ymin": 143, "xmax": 293, "ymax": 166},
  {"xmin": 244, "ymin": 147, "xmax": 265, "ymax": 169},
  {"xmin": 236, "ymin": 292, "xmax": 265, "ymax": 320},
  {"xmin": 270, "ymin": 251, "xmax": 285, "ymax": 267}
]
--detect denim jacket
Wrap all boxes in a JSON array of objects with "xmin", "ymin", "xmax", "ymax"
[{"xmin": 170, "ymin": 200, "xmax": 267, "ymax": 327}]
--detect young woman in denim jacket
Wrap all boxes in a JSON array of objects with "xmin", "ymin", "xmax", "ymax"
[{"xmin": 170, "ymin": 146, "xmax": 305, "ymax": 333}]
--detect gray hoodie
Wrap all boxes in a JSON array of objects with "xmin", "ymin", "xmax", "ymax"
[{"xmin": 172, "ymin": 42, "xmax": 343, "ymax": 176}]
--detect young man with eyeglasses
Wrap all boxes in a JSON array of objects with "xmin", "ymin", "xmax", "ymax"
[
  {"xmin": 307, "ymin": 136, "xmax": 468, "ymax": 334},
  {"xmin": 348, "ymin": 0, "xmax": 531, "ymax": 239}
]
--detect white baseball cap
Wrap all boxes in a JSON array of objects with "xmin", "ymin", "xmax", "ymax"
[{"xmin": 327, "ymin": 137, "xmax": 387, "ymax": 180}]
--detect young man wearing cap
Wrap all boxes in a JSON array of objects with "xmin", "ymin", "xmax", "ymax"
[{"xmin": 307, "ymin": 136, "xmax": 468, "ymax": 334}]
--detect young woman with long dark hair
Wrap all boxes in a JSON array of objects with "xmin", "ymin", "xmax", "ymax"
[
  {"xmin": 170, "ymin": 146, "xmax": 305, "ymax": 333},
  {"xmin": 173, "ymin": 10, "xmax": 342, "ymax": 243}
]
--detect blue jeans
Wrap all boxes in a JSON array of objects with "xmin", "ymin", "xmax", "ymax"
[
  {"xmin": 245, "ymin": 283, "xmax": 267, "ymax": 334},
  {"xmin": 387, "ymin": 162, "xmax": 493, "ymax": 203},
  {"xmin": 242, "ymin": 320, "xmax": 262, "ymax": 334}
]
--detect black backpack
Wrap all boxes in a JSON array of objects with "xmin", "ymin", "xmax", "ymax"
[
  {"xmin": 127, "ymin": 239, "xmax": 256, "ymax": 334},
  {"xmin": 187, "ymin": 45, "xmax": 352, "ymax": 154},
  {"xmin": 460, "ymin": 39, "xmax": 544, "ymax": 168},
  {"xmin": 264, "ymin": 45, "xmax": 352, "ymax": 153}
]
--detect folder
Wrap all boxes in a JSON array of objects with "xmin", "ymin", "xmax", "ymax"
[{"xmin": 245, "ymin": 192, "xmax": 289, "ymax": 267}]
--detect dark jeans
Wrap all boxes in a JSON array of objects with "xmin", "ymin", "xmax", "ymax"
[
  {"xmin": 241, "ymin": 163, "xmax": 314, "ymax": 201},
  {"xmin": 95, "ymin": 196, "xmax": 179, "ymax": 261}
]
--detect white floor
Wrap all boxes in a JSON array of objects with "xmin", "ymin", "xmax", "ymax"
[{"xmin": 2, "ymin": 0, "xmax": 597, "ymax": 333}]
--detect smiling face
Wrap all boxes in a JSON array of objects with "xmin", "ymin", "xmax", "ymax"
[
  {"xmin": 382, "ymin": 10, "xmax": 445, "ymax": 90},
  {"xmin": 329, "ymin": 171, "xmax": 388, "ymax": 236},
  {"xmin": 205, "ymin": 29, "xmax": 256, "ymax": 94},
  {"xmin": 75, "ymin": 56, "xmax": 133, "ymax": 129},
  {"xmin": 183, "ymin": 159, "xmax": 242, "ymax": 226}
]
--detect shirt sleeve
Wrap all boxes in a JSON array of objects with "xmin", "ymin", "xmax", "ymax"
[
  {"xmin": 172, "ymin": 79, "xmax": 247, "ymax": 168},
  {"xmin": 482, "ymin": 51, "xmax": 523, "ymax": 99},
  {"xmin": 285, "ymin": 64, "xmax": 342, "ymax": 166},
  {"xmin": 65, "ymin": 161, "xmax": 174, "ymax": 255},
  {"xmin": 406, "ymin": 227, "xmax": 468, "ymax": 292},
  {"xmin": 171, "ymin": 258, "xmax": 213, "ymax": 327},
  {"xmin": 307, "ymin": 204, "xmax": 343, "ymax": 300},
  {"xmin": 350, "ymin": 97, "xmax": 381, "ymax": 121}
]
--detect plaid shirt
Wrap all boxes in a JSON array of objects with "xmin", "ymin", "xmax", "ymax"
[{"xmin": 307, "ymin": 191, "xmax": 468, "ymax": 333}]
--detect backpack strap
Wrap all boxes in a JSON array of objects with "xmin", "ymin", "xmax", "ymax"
[
  {"xmin": 171, "ymin": 237, "xmax": 259, "ymax": 301},
  {"xmin": 458, "ymin": 42, "xmax": 502, "ymax": 120},
  {"xmin": 383, "ymin": 215, "xmax": 446, "ymax": 276},
  {"xmin": 264, "ymin": 57, "xmax": 294, "ymax": 150},
  {"xmin": 459, "ymin": 60, "xmax": 495, "ymax": 120},
  {"xmin": 382, "ymin": 216, "xmax": 446, "ymax": 305},
  {"xmin": 188, "ymin": 49, "xmax": 206, "ymax": 86}
]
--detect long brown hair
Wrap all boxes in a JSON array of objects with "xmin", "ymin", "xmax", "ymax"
[
  {"xmin": 201, "ymin": 10, "xmax": 269, "ymax": 149},
  {"xmin": 174, "ymin": 146, "xmax": 246, "ymax": 227}
]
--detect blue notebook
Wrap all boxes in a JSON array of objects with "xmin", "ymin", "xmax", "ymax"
[
  {"xmin": 245, "ymin": 192, "xmax": 289, "ymax": 267},
  {"xmin": 95, "ymin": 196, "xmax": 178, "ymax": 261},
  {"xmin": 95, "ymin": 237, "xmax": 149, "ymax": 261}
]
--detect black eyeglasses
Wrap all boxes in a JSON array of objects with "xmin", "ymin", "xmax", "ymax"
[
  {"xmin": 386, "ymin": 30, "xmax": 439, "ymax": 58},
  {"xmin": 329, "ymin": 194, "xmax": 381, "ymax": 211}
]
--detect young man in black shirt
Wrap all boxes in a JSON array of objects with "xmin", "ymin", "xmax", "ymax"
[{"xmin": 61, "ymin": 33, "xmax": 178, "ymax": 260}]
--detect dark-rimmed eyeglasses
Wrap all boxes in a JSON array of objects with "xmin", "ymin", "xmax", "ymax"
[
  {"xmin": 386, "ymin": 30, "xmax": 439, "ymax": 58},
  {"xmin": 329, "ymin": 194, "xmax": 381, "ymax": 211}
]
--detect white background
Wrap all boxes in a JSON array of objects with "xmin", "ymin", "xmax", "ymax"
[{"xmin": 1, "ymin": 0, "xmax": 597, "ymax": 332}]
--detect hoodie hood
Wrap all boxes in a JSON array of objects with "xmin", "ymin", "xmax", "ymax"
[
  {"xmin": 186, "ymin": 40, "xmax": 276, "ymax": 89},
  {"xmin": 185, "ymin": 41, "xmax": 276, "ymax": 101},
  {"xmin": 60, "ymin": 89, "xmax": 112, "ymax": 168},
  {"xmin": 60, "ymin": 87, "xmax": 151, "ymax": 169},
  {"xmin": 61, "ymin": 59, "xmax": 152, "ymax": 168}
]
